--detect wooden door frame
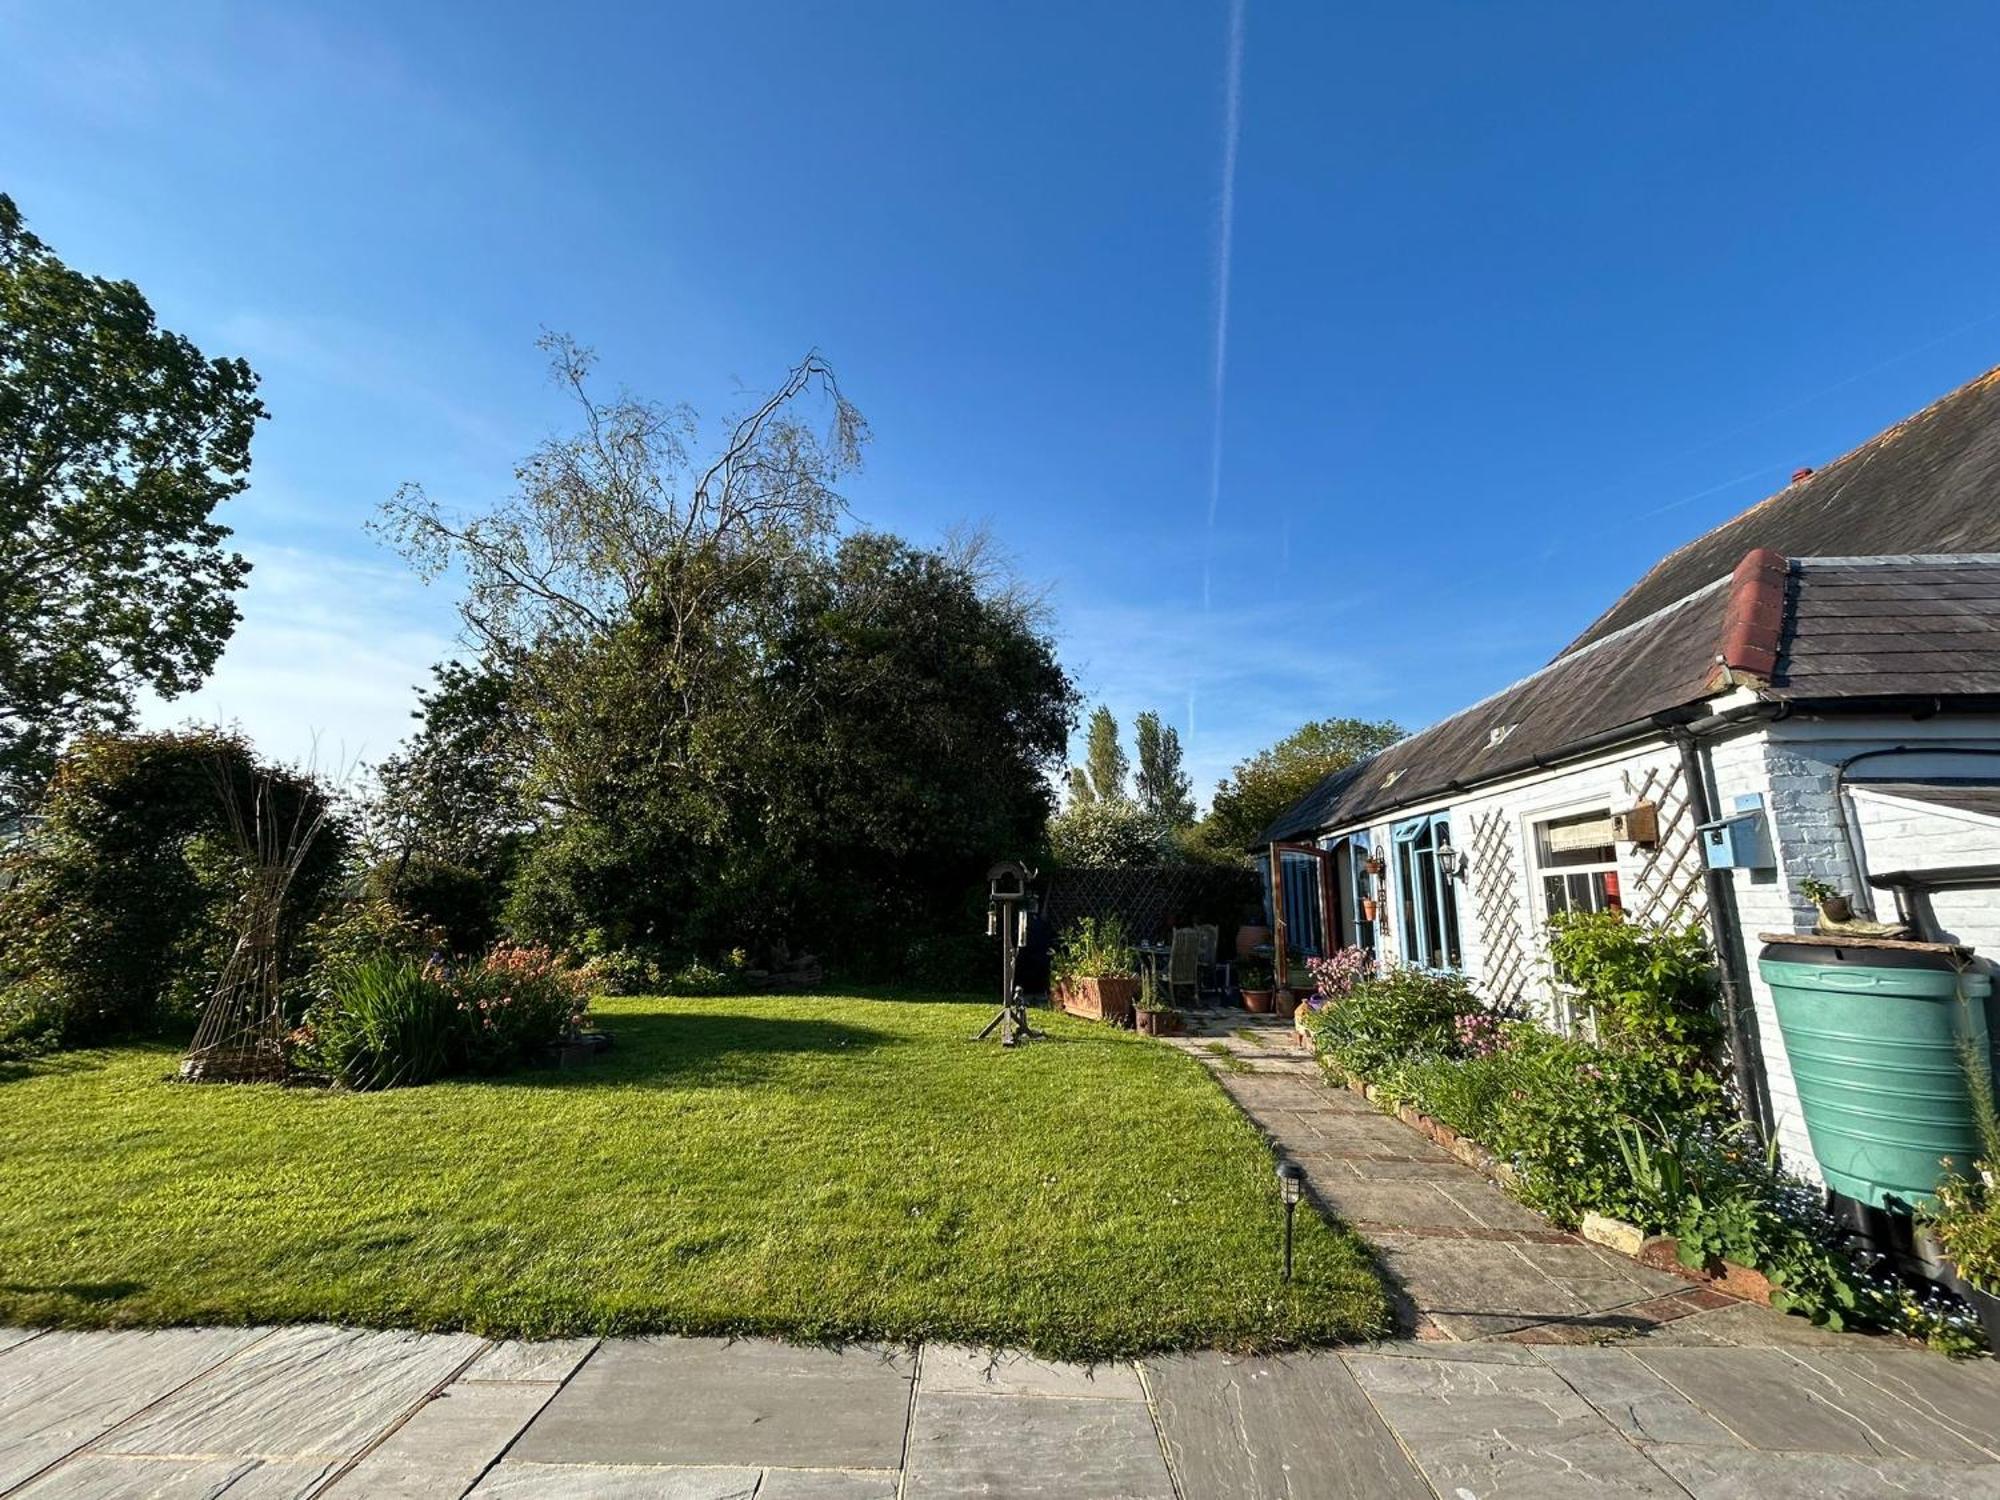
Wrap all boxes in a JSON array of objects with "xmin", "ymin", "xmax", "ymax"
[{"xmin": 1266, "ymin": 840, "xmax": 1336, "ymax": 991}]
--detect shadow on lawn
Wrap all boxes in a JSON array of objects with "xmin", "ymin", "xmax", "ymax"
[
  {"xmin": 0, "ymin": 1279, "xmax": 145, "ymax": 1303},
  {"xmin": 493, "ymin": 1010, "xmax": 896, "ymax": 1090}
]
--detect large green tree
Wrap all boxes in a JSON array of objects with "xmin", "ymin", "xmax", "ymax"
[
  {"xmin": 385, "ymin": 341, "xmax": 1075, "ymax": 974},
  {"xmin": 0, "ymin": 195, "xmax": 265, "ymax": 810},
  {"xmin": 1134, "ymin": 710, "xmax": 1195, "ymax": 827},
  {"xmin": 1196, "ymin": 715, "xmax": 1405, "ymax": 856},
  {"xmin": 1076, "ymin": 705, "xmax": 1128, "ymax": 804},
  {"xmin": 371, "ymin": 660, "xmax": 523, "ymax": 873}
]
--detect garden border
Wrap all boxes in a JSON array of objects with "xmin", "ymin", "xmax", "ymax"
[{"xmin": 1326, "ymin": 1068, "xmax": 1777, "ymax": 1308}]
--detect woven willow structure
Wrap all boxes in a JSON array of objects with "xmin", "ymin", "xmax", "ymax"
[{"xmin": 180, "ymin": 762, "xmax": 330, "ymax": 1084}]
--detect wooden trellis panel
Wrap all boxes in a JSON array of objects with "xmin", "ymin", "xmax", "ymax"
[
  {"xmin": 1466, "ymin": 809, "xmax": 1531, "ymax": 1010},
  {"xmin": 1621, "ymin": 762, "xmax": 1709, "ymax": 929}
]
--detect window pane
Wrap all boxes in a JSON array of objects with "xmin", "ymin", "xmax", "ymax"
[
  {"xmin": 1535, "ymin": 811, "xmax": 1617, "ymax": 869},
  {"xmin": 1544, "ymin": 874, "xmax": 1568, "ymax": 914}
]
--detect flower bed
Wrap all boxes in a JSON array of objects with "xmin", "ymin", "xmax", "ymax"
[
  {"xmin": 1299, "ymin": 914, "xmax": 1989, "ymax": 1354},
  {"xmin": 293, "ymin": 943, "xmax": 590, "ymax": 1090}
]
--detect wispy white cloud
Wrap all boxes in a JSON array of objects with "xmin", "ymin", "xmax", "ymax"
[
  {"xmin": 135, "ymin": 543, "xmax": 456, "ymax": 772},
  {"xmin": 215, "ymin": 310, "xmax": 522, "ymax": 468}
]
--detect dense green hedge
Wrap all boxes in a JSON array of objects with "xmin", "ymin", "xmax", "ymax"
[{"xmin": 0, "ymin": 730, "xmax": 346, "ymax": 1054}]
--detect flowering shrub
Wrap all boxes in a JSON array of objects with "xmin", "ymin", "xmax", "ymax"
[
  {"xmin": 1453, "ymin": 1010, "xmax": 1505, "ymax": 1058},
  {"xmin": 297, "ymin": 942, "xmax": 588, "ymax": 1089},
  {"xmin": 1304, "ymin": 964, "xmax": 1480, "ymax": 1084},
  {"xmin": 1306, "ymin": 947, "xmax": 1373, "ymax": 1002},
  {"xmin": 452, "ymin": 945, "xmax": 590, "ymax": 1074}
]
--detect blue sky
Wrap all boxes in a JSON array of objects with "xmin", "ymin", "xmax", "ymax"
[{"xmin": 6, "ymin": 2, "xmax": 1999, "ymax": 802}]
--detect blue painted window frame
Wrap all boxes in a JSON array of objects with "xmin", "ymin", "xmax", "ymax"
[{"xmin": 1391, "ymin": 813, "xmax": 1463, "ymax": 969}]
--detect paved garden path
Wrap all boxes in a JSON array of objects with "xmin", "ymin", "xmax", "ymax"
[
  {"xmin": 7, "ymin": 1320, "xmax": 2000, "ymax": 1499},
  {"xmin": 1168, "ymin": 1012, "xmax": 1759, "ymax": 1345},
  {"xmin": 6, "ymin": 1017, "xmax": 2000, "ymax": 1498}
]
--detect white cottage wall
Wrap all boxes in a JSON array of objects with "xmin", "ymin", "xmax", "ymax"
[
  {"xmin": 1704, "ymin": 713, "xmax": 2000, "ymax": 1181},
  {"xmin": 1849, "ymin": 789, "xmax": 2000, "ymax": 951}
]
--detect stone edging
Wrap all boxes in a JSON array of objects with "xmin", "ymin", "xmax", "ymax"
[{"xmin": 1334, "ymin": 1074, "xmax": 1773, "ymax": 1308}]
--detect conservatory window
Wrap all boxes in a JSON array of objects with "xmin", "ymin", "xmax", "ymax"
[
  {"xmin": 1391, "ymin": 813, "xmax": 1462, "ymax": 969},
  {"xmin": 1533, "ymin": 809, "xmax": 1623, "ymax": 917}
]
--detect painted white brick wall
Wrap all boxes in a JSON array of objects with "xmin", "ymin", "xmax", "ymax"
[
  {"xmin": 1850, "ymin": 791, "xmax": 2000, "ymax": 952},
  {"xmin": 1342, "ymin": 743, "xmax": 1688, "ymax": 1016},
  {"xmin": 1709, "ymin": 714, "xmax": 2000, "ymax": 1183}
]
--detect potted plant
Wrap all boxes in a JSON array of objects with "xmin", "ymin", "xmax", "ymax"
[
  {"xmin": 1238, "ymin": 957, "xmax": 1274, "ymax": 1014},
  {"xmin": 1360, "ymin": 895, "xmax": 1379, "ymax": 923},
  {"xmin": 1929, "ymin": 1164, "xmax": 2000, "ymax": 1352},
  {"xmin": 1051, "ymin": 916, "xmax": 1139, "ymax": 1025},
  {"xmin": 1235, "ymin": 904, "xmax": 1272, "ymax": 958},
  {"xmin": 1133, "ymin": 969, "xmax": 1182, "ymax": 1037},
  {"xmin": 1799, "ymin": 877, "xmax": 1854, "ymax": 925},
  {"xmin": 1363, "ymin": 849, "xmax": 1386, "ymax": 877}
]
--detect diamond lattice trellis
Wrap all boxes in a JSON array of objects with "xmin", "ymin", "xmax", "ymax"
[
  {"xmin": 1621, "ymin": 762, "xmax": 1709, "ymax": 929},
  {"xmin": 1466, "ymin": 808, "xmax": 1532, "ymax": 1011}
]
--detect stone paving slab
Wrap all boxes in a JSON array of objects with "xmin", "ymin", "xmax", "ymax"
[
  {"xmin": 1644, "ymin": 1443, "xmax": 2000, "ymax": 1499},
  {"xmin": 509, "ymin": 1337, "xmax": 914, "ymax": 1471},
  {"xmin": 10, "ymin": 1453, "xmax": 333, "ymax": 1499},
  {"xmin": 902, "ymin": 1389, "xmax": 1172, "ymax": 1499},
  {"xmin": 919, "ymin": 1344, "xmax": 1145, "ymax": 1400},
  {"xmin": 321, "ymin": 1377, "xmax": 559, "ymax": 1497},
  {"xmin": 0, "ymin": 1327, "xmax": 270, "ymax": 1492},
  {"xmin": 1347, "ymin": 1352, "xmax": 1690, "ymax": 1496},
  {"xmin": 100, "ymin": 1326, "xmax": 482, "ymax": 1463},
  {"xmin": 10, "ymin": 1325, "xmax": 2000, "ymax": 1500},
  {"xmin": 468, "ymin": 1461, "xmax": 765, "ymax": 1498},
  {"xmin": 1533, "ymin": 1347, "xmax": 1743, "ymax": 1446},
  {"xmin": 1307, "ymin": 1177, "xmax": 1486, "ymax": 1229},
  {"xmin": 458, "ymin": 1338, "xmax": 598, "ymax": 1384},
  {"xmin": 469, "ymin": 1463, "xmax": 900, "ymax": 1498},
  {"xmin": 1633, "ymin": 1346, "xmax": 1997, "ymax": 1462},
  {"xmin": 1145, "ymin": 1351, "xmax": 1429, "ymax": 1499},
  {"xmin": 1810, "ymin": 1346, "xmax": 2000, "ymax": 1453},
  {"xmin": 1369, "ymin": 1233, "xmax": 1597, "ymax": 1338},
  {"xmin": 1433, "ymin": 1176, "xmax": 1564, "ymax": 1230}
]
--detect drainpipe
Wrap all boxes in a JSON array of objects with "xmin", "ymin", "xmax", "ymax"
[{"xmin": 1673, "ymin": 727, "xmax": 1775, "ymax": 1141}]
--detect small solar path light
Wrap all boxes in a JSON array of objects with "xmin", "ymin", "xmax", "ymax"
[{"xmin": 1276, "ymin": 1160, "xmax": 1305, "ymax": 1281}]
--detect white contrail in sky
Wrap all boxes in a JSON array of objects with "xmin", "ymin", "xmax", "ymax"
[{"xmin": 1202, "ymin": 0, "xmax": 1246, "ymax": 614}]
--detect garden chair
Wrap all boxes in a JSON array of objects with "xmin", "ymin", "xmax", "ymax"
[
  {"xmin": 1194, "ymin": 923, "xmax": 1226, "ymax": 1005},
  {"xmin": 1167, "ymin": 927, "xmax": 1202, "ymax": 1010}
]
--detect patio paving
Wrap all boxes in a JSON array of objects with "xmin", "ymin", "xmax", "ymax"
[
  {"xmin": 5, "ymin": 1324, "xmax": 2000, "ymax": 1498},
  {"xmin": 3, "ymin": 1010, "xmax": 1997, "ymax": 1498}
]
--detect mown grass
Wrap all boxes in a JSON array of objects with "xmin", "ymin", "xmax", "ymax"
[{"xmin": 0, "ymin": 993, "xmax": 1389, "ymax": 1359}]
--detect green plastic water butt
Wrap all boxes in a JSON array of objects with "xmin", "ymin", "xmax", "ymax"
[{"xmin": 1758, "ymin": 940, "xmax": 1995, "ymax": 1212}]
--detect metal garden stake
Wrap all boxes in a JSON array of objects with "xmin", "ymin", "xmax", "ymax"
[{"xmin": 1276, "ymin": 1160, "xmax": 1304, "ymax": 1281}]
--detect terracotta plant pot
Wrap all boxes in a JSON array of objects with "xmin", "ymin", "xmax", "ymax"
[
  {"xmin": 1235, "ymin": 925, "xmax": 1272, "ymax": 959},
  {"xmin": 1054, "ymin": 975, "xmax": 1138, "ymax": 1025},
  {"xmin": 1241, "ymin": 989, "xmax": 1274, "ymax": 1014},
  {"xmin": 1273, "ymin": 990, "xmax": 1300, "ymax": 1020},
  {"xmin": 1360, "ymin": 898, "xmax": 1379, "ymax": 922}
]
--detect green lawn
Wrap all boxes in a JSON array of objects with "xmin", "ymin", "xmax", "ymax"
[{"xmin": 0, "ymin": 994, "xmax": 1390, "ymax": 1359}]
